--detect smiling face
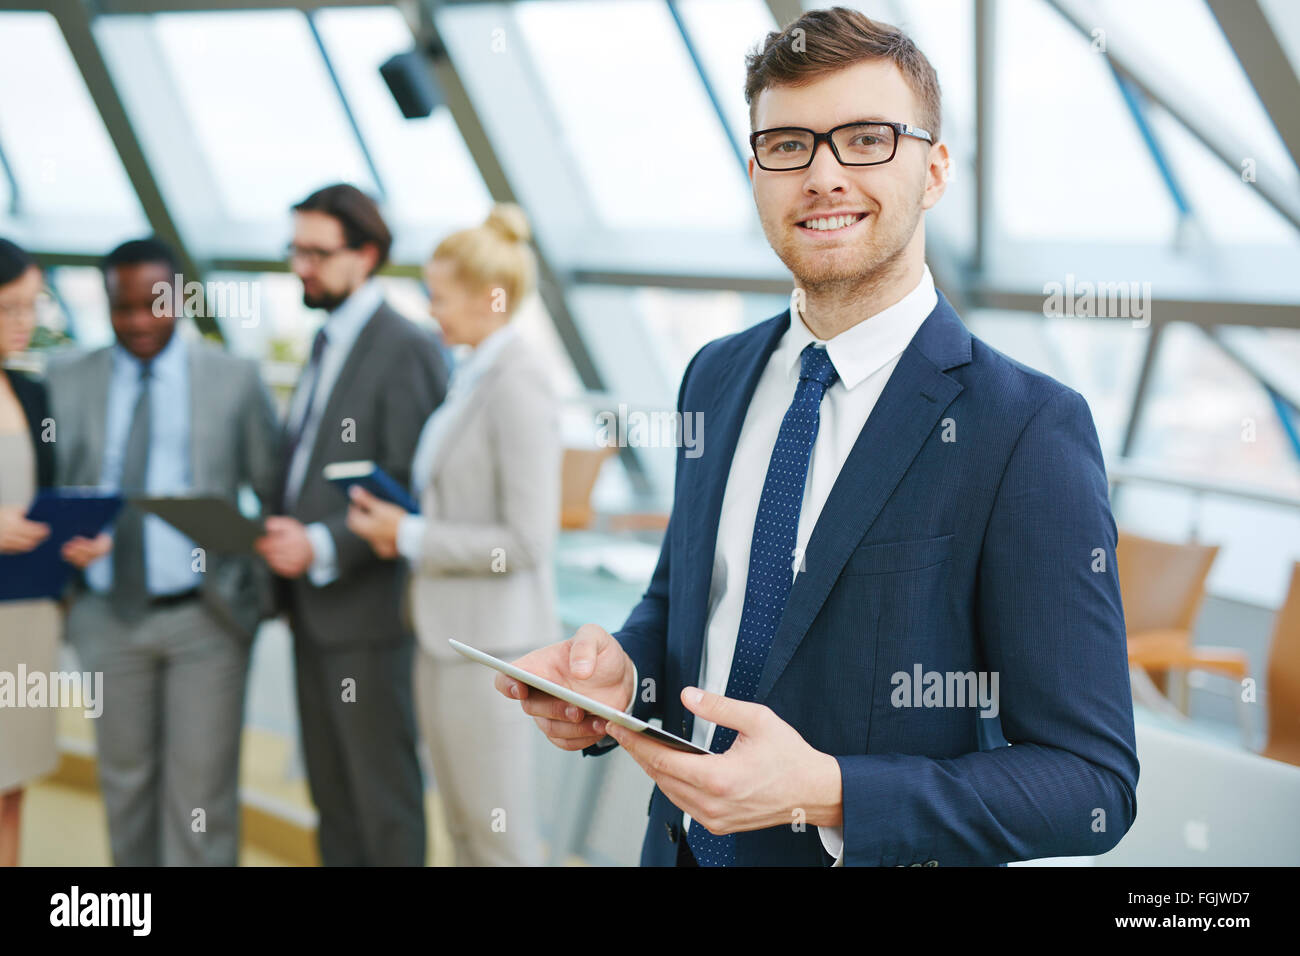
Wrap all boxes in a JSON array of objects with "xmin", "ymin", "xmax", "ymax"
[
  {"xmin": 107, "ymin": 260, "xmax": 176, "ymax": 362},
  {"xmin": 749, "ymin": 58, "xmax": 947, "ymax": 295}
]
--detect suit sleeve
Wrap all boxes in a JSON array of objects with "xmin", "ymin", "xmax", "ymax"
[
  {"xmin": 582, "ymin": 349, "xmax": 704, "ymax": 756},
  {"xmin": 406, "ymin": 365, "xmax": 559, "ymax": 574},
  {"xmin": 835, "ymin": 386, "xmax": 1139, "ymax": 865},
  {"xmin": 318, "ymin": 330, "xmax": 448, "ymax": 580}
]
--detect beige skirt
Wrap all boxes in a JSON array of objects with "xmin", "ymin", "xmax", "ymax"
[{"xmin": 0, "ymin": 598, "xmax": 61, "ymax": 792}]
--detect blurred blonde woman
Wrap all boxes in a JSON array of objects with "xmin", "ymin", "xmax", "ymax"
[{"xmin": 346, "ymin": 204, "xmax": 559, "ymax": 866}]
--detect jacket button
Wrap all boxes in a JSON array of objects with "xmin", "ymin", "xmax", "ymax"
[
  {"xmin": 681, "ymin": 720, "xmax": 688, "ymax": 734},
  {"xmin": 665, "ymin": 822, "xmax": 678, "ymax": 843}
]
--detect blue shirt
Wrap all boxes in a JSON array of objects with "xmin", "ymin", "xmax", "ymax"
[{"xmin": 85, "ymin": 331, "xmax": 202, "ymax": 596}]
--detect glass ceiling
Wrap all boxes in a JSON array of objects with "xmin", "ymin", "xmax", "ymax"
[{"xmin": 0, "ymin": 0, "xmax": 1297, "ymax": 531}]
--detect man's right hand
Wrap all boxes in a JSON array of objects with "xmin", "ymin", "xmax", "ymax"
[{"xmin": 494, "ymin": 623, "xmax": 636, "ymax": 752}]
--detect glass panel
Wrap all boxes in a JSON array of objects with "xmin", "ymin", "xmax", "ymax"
[
  {"xmin": 1114, "ymin": 488, "xmax": 1300, "ymax": 607},
  {"xmin": 675, "ymin": 0, "xmax": 777, "ymax": 149},
  {"xmin": 965, "ymin": 310, "xmax": 1148, "ymax": 457},
  {"xmin": 313, "ymin": 6, "xmax": 492, "ymax": 252},
  {"xmin": 1094, "ymin": 0, "xmax": 1300, "ymax": 195},
  {"xmin": 1217, "ymin": 326, "xmax": 1300, "ymax": 403},
  {"xmin": 1130, "ymin": 321, "xmax": 1300, "ymax": 487},
  {"xmin": 993, "ymin": 0, "xmax": 1177, "ymax": 243},
  {"xmin": 50, "ymin": 266, "xmax": 112, "ymax": 350},
  {"xmin": 514, "ymin": 0, "xmax": 752, "ymax": 231},
  {"xmin": 151, "ymin": 10, "xmax": 376, "ymax": 225},
  {"xmin": 1262, "ymin": 0, "xmax": 1300, "ymax": 80},
  {"xmin": 0, "ymin": 12, "xmax": 145, "ymax": 229},
  {"xmin": 1148, "ymin": 104, "xmax": 1300, "ymax": 249}
]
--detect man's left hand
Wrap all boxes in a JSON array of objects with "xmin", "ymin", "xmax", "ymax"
[{"xmin": 599, "ymin": 686, "xmax": 843, "ymax": 834}]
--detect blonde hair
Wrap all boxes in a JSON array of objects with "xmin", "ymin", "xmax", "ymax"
[{"xmin": 431, "ymin": 203, "xmax": 537, "ymax": 317}]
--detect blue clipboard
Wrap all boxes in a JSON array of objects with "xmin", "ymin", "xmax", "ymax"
[{"xmin": 0, "ymin": 489, "xmax": 123, "ymax": 601}]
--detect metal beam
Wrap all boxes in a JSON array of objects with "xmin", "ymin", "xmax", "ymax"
[
  {"xmin": 1205, "ymin": 325, "xmax": 1300, "ymax": 415},
  {"xmin": 973, "ymin": 0, "xmax": 995, "ymax": 275},
  {"xmin": 1043, "ymin": 0, "xmax": 1300, "ymax": 235},
  {"xmin": 89, "ymin": 0, "xmax": 394, "ymax": 12},
  {"xmin": 46, "ymin": 0, "xmax": 217, "ymax": 337},
  {"xmin": 571, "ymin": 268, "xmax": 793, "ymax": 297},
  {"xmin": 762, "ymin": 0, "xmax": 803, "ymax": 29},
  {"xmin": 0, "ymin": 131, "xmax": 20, "ymax": 216},
  {"xmin": 974, "ymin": 288, "xmax": 1300, "ymax": 330},
  {"xmin": 305, "ymin": 9, "xmax": 386, "ymax": 202},
  {"xmin": 665, "ymin": 0, "xmax": 748, "ymax": 177},
  {"xmin": 1207, "ymin": 0, "xmax": 1300, "ymax": 177},
  {"xmin": 1119, "ymin": 318, "xmax": 1165, "ymax": 458}
]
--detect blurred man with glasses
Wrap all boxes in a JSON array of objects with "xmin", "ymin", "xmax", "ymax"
[
  {"xmin": 257, "ymin": 183, "xmax": 447, "ymax": 866},
  {"xmin": 499, "ymin": 6, "xmax": 1137, "ymax": 867}
]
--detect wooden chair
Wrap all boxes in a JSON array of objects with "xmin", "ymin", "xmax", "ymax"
[
  {"xmin": 560, "ymin": 446, "xmax": 616, "ymax": 530},
  {"xmin": 1262, "ymin": 562, "xmax": 1300, "ymax": 767},
  {"xmin": 1117, "ymin": 531, "xmax": 1250, "ymax": 733}
]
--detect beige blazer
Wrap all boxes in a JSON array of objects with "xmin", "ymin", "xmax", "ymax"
[{"xmin": 406, "ymin": 332, "xmax": 562, "ymax": 661}]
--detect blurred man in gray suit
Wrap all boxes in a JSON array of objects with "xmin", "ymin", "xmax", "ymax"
[
  {"xmin": 256, "ymin": 184, "xmax": 448, "ymax": 866},
  {"xmin": 48, "ymin": 236, "xmax": 281, "ymax": 865}
]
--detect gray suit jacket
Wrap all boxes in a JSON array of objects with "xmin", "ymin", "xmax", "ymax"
[
  {"xmin": 46, "ymin": 336, "xmax": 282, "ymax": 641},
  {"xmin": 406, "ymin": 332, "xmax": 562, "ymax": 661},
  {"xmin": 276, "ymin": 301, "xmax": 449, "ymax": 648}
]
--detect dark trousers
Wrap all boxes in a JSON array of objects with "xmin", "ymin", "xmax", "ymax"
[{"xmin": 292, "ymin": 631, "xmax": 426, "ymax": 865}]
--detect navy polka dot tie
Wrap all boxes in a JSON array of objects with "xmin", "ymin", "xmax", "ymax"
[{"xmin": 687, "ymin": 342, "xmax": 839, "ymax": 866}]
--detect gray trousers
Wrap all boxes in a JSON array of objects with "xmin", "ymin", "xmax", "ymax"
[
  {"xmin": 414, "ymin": 650, "xmax": 543, "ymax": 866},
  {"xmin": 66, "ymin": 592, "xmax": 249, "ymax": 866},
  {"xmin": 292, "ymin": 632, "xmax": 426, "ymax": 866}
]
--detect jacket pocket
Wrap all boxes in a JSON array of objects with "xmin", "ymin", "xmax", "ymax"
[{"xmin": 840, "ymin": 534, "xmax": 953, "ymax": 577}]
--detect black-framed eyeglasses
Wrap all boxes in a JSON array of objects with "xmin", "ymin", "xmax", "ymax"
[
  {"xmin": 749, "ymin": 121, "xmax": 933, "ymax": 171},
  {"xmin": 286, "ymin": 242, "xmax": 352, "ymax": 266}
]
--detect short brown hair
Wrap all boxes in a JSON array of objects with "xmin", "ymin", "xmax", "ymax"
[
  {"xmin": 744, "ymin": 7, "xmax": 941, "ymax": 143},
  {"xmin": 292, "ymin": 183, "xmax": 392, "ymax": 274}
]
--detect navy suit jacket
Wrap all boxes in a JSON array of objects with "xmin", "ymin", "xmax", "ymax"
[{"xmin": 585, "ymin": 290, "xmax": 1139, "ymax": 866}]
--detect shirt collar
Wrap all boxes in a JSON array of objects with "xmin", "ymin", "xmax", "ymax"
[
  {"xmin": 113, "ymin": 325, "xmax": 186, "ymax": 380},
  {"xmin": 449, "ymin": 321, "xmax": 518, "ymax": 393},
  {"xmin": 782, "ymin": 264, "xmax": 938, "ymax": 390},
  {"xmin": 321, "ymin": 278, "xmax": 384, "ymax": 349}
]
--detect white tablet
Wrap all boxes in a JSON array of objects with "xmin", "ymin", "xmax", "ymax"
[{"xmin": 449, "ymin": 638, "xmax": 709, "ymax": 755}]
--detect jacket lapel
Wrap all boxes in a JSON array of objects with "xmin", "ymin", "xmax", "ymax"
[
  {"xmin": 675, "ymin": 313, "xmax": 789, "ymax": 691},
  {"xmin": 187, "ymin": 345, "xmax": 210, "ymax": 492},
  {"xmin": 82, "ymin": 349, "xmax": 114, "ymax": 486},
  {"xmin": 424, "ymin": 335, "xmax": 521, "ymax": 487},
  {"xmin": 302, "ymin": 303, "xmax": 384, "ymax": 491},
  {"xmin": 754, "ymin": 291, "xmax": 971, "ymax": 703}
]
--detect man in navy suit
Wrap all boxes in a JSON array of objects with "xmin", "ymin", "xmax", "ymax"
[{"xmin": 496, "ymin": 7, "xmax": 1137, "ymax": 866}]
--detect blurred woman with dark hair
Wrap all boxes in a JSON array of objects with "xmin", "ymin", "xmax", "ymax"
[{"xmin": 0, "ymin": 239, "xmax": 106, "ymax": 865}]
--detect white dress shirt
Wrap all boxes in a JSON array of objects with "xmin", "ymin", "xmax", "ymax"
[
  {"xmin": 684, "ymin": 265, "xmax": 938, "ymax": 863},
  {"xmin": 395, "ymin": 322, "xmax": 519, "ymax": 562},
  {"xmin": 283, "ymin": 278, "xmax": 384, "ymax": 586}
]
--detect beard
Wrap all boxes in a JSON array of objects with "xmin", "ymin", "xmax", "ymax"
[
  {"xmin": 302, "ymin": 286, "xmax": 349, "ymax": 312},
  {"xmin": 762, "ymin": 189, "xmax": 925, "ymax": 299}
]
